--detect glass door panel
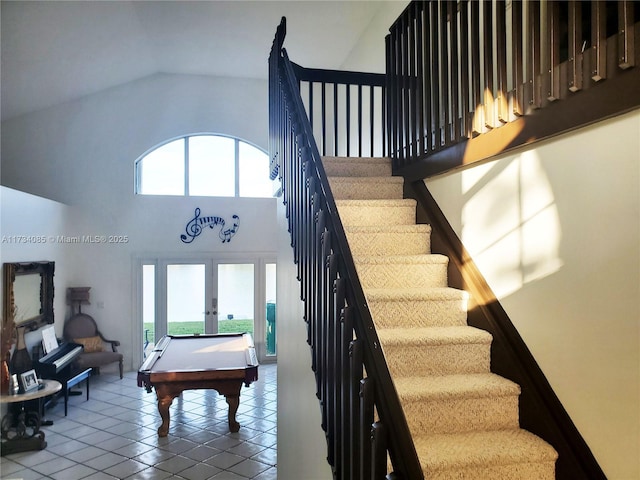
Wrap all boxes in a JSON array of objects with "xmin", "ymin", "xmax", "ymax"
[
  {"xmin": 217, "ymin": 263, "xmax": 254, "ymax": 335},
  {"xmin": 167, "ymin": 263, "xmax": 206, "ymax": 335},
  {"xmin": 265, "ymin": 263, "xmax": 277, "ymax": 356},
  {"xmin": 142, "ymin": 264, "xmax": 156, "ymax": 357}
]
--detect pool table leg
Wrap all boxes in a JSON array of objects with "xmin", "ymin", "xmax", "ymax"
[
  {"xmin": 156, "ymin": 393, "xmax": 175, "ymax": 437},
  {"xmin": 225, "ymin": 394, "xmax": 240, "ymax": 432},
  {"xmin": 150, "ymin": 380, "xmax": 246, "ymax": 436}
]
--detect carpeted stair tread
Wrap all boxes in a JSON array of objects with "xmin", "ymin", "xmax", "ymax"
[
  {"xmin": 329, "ymin": 176, "xmax": 403, "ymax": 200},
  {"xmin": 397, "ymin": 374, "xmax": 521, "ymax": 434},
  {"xmin": 365, "ymin": 286, "xmax": 468, "ymax": 302},
  {"xmin": 344, "ymin": 224, "xmax": 431, "ymax": 234},
  {"xmin": 329, "ymin": 176, "xmax": 403, "ymax": 185},
  {"xmin": 378, "ymin": 327, "xmax": 492, "ymax": 376},
  {"xmin": 414, "ymin": 429, "xmax": 558, "ymax": 476},
  {"xmin": 344, "ymin": 224, "xmax": 432, "ymax": 256},
  {"xmin": 336, "ymin": 199, "xmax": 417, "ymax": 226},
  {"xmin": 335, "ymin": 198, "xmax": 416, "ymax": 209},
  {"xmin": 355, "ymin": 254, "xmax": 449, "ymax": 288},
  {"xmin": 377, "ymin": 326, "xmax": 492, "ymax": 347},
  {"xmin": 323, "ymin": 155, "xmax": 391, "ymax": 164},
  {"xmin": 322, "ymin": 156, "xmax": 392, "ymax": 177},
  {"xmin": 366, "ymin": 287, "xmax": 469, "ymax": 328},
  {"xmin": 393, "ymin": 373, "xmax": 521, "ymax": 401},
  {"xmin": 354, "ymin": 254, "xmax": 448, "ymax": 265}
]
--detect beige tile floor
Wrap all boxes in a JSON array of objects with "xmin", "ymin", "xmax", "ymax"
[{"xmin": 1, "ymin": 363, "xmax": 277, "ymax": 479}]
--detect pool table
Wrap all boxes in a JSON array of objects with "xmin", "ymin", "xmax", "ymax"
[{"xmin": 137, "ymin": 333, "xmax": 259, "ymax": 437}]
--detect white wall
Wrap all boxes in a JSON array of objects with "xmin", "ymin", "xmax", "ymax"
[
  {"xmin": 1, "ymin": 73, "xmax": 269, "ymax": 205},
  {"xmin": 426, "ymin": 110, "xmax": 640, "ymax": 480},
  {"xmin": 0, "ymin": 188, "xmax": 68, "ymax": 418},
  {"xmin": 0, "ymin": 187, "xmax": 75, "ymax": 349},
  {"xmin": 276, "ymin": 199, "xmax": 333, "ymax": 479},
  {"xmin": 339, "ymin": 0, "xmax": 409, "ymax": 73}
]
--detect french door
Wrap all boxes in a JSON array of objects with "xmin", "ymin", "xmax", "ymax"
[{"xmin": 140, "ymin": 256, "xmax": 276, "ymax": 362}]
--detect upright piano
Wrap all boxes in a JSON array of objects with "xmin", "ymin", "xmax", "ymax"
[
  {"xmin": 22, "ymin": 341, "xmax": 85, "ymax": 417},
  {"xmin": 33, "ymin": 342, "xmax": 83, "ymax": 381}
]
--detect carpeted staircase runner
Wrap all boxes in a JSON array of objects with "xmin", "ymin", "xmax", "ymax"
[{"xmin": 323, "ymin": 156, "xmax": 558, "ymax": 479}]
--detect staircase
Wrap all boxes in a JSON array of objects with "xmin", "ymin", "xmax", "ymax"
[{"xmin": 324, "ymin": 155, "xmax": 558, "ymax": 479}]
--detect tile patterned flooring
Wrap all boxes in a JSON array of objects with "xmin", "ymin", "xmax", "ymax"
[{"xmin": 1, "ymin": 363, "xmax": 277, "ymax": 479}]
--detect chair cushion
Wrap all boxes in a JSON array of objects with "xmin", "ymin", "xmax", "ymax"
[{"xmin": 74, "ymin": 336, "xmax": 103, "ymax": 353}]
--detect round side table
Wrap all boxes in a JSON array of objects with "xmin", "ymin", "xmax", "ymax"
[{"xmin": 0, "ymin": 379, "xmax": 62, "ymax": 456}]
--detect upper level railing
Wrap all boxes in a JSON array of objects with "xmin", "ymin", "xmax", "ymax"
[
  {"xmin": 291, "ymin": 63, "xmax": 387, "ymax": 159},
  {"xmin": 389, "ymin": 0, "xmax": 640, "ymax": 178},
  {"xmin": 269, "ymin": 17, "xmax": 423, "ymax": 480}
]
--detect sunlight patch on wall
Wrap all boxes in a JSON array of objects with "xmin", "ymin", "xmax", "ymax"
[
  {"xmin": 461, "ymin": 151, "xmax": 563, "ymax": 298},
  {"xmin": 461, "ymin": 159, "xmax": 495, "ymax": 195}
]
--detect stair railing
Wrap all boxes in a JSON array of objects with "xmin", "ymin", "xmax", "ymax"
[
  {"xmin": 290, "ymin": 63, "xmax": 388, "ymax": 159},
  {"xmin": 388, "ymin": 0, "xmax": 640, "ymax": 179},
  {"xmin": 269, "ymin": 17, "xmax": 423, "ymax": 480}
]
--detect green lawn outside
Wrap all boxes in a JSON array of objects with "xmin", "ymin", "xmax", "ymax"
[{"xmin": 143, "ymin": 320, "xmax": 254, "ymax": 342}]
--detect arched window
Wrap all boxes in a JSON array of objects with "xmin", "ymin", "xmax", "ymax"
[{"xmin": 135, "ymin": 134, "xmax": 273, "ymax": 198}]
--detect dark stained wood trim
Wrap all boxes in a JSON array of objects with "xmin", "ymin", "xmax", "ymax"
[
  {"xmin": 397, "ymin": 22, "xmax": 640, "ymax": 181},
  {"xmin": 406, "ymin": 179, "xmax": 608, "ymax": 480},
  {"xmin": 398, "ymin": 63, "xmax": 640, "ymax": 180}
]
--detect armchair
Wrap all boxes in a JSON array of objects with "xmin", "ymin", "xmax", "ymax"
[{"xmin": 63, "ymin": 313, "xmax": 123, "ymax": 379}]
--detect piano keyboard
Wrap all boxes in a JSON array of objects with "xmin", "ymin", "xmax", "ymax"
[{"xmin": 53, "ymin": 345, "xmax": 83, "ymax": 369}]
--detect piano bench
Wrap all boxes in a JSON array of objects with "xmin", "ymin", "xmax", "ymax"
[{"xmin": 62, "ymin": 368, "xmax": 91, "ymax": 416}]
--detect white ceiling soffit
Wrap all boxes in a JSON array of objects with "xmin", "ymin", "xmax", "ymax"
[{"xmin": 1, "ymin": 1, "xmax": 389, "ymax": 122}]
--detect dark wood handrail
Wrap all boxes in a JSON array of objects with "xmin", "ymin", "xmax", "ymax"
[
  {"xmin": 388, "ymin": 0, "xmax": 640, "ymax": 179},
  {"xmin": 269, "ymin": 17, "xmax": 423, "ymax": 480}
]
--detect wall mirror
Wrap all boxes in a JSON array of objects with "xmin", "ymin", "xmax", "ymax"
[{"xmin": 2, "ymin": 261, "xmax": 55, "ymax": 330}]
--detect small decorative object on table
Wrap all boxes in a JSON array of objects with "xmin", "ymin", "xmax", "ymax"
[
  {"xmin": 9, "ymin": 374, "xmax": 19, "ymax": 395},
  {"xmin": 10, "ymin": 325, "xmax": 32, "ymax": 376},
  {"xmin": 19, "ymin": 369, "xmax": 39, "ymax": 393}
]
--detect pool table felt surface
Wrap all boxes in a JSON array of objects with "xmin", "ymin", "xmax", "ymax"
[{"xmin": 151, "ymin": 334, "xmax": 253, "ymax": 372}]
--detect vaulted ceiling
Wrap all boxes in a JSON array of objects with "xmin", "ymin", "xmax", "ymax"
[{"xmin": 1, "ymin": 1, "xmax": 396, "ymax": 122}]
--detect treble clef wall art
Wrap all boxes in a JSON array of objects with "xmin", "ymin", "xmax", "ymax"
[{"xmin": 180, "ymin": 208, "xmax": 240, "ymax": 244}]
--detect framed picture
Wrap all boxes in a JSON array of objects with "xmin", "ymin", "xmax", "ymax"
[{"xmin": 19, "ymin": 369, "xmax": 39, "ymax": 393}]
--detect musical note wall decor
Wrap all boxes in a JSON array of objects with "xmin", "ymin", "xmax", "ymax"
[{"xmin": 180, "ymin": 208, "xmax": 240, "ymax": 244}]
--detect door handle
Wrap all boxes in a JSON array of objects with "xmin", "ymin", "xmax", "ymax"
[{"xmin": 212, "ymin": 298, "xmax": 218, "ymax": 315}]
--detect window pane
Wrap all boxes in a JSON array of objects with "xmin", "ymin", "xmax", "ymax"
[
  {"xmin": 266, "ymin": 263, "xmax": 277, "ymax": 356},
  {"xmin": 138, "ymin": 139, "xmax": 185, "ymax": 195},
  {"xmin": 167, "ymin": 264, "xmax": 206, "ymax": 335},
  {"xmin": 239, "ymin": 142, "xmax": 273, "ymax": 198},
  {"xmin": 143, "ymin": 264, "xmax": 155, "ymax": 356},
  {"xmin": 218, "ymin": 264, "xmax": 254, "ymax": 335},
  {"xmin": 189, "ymin": 136, "xmax": 235, "ymax": 197}
]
